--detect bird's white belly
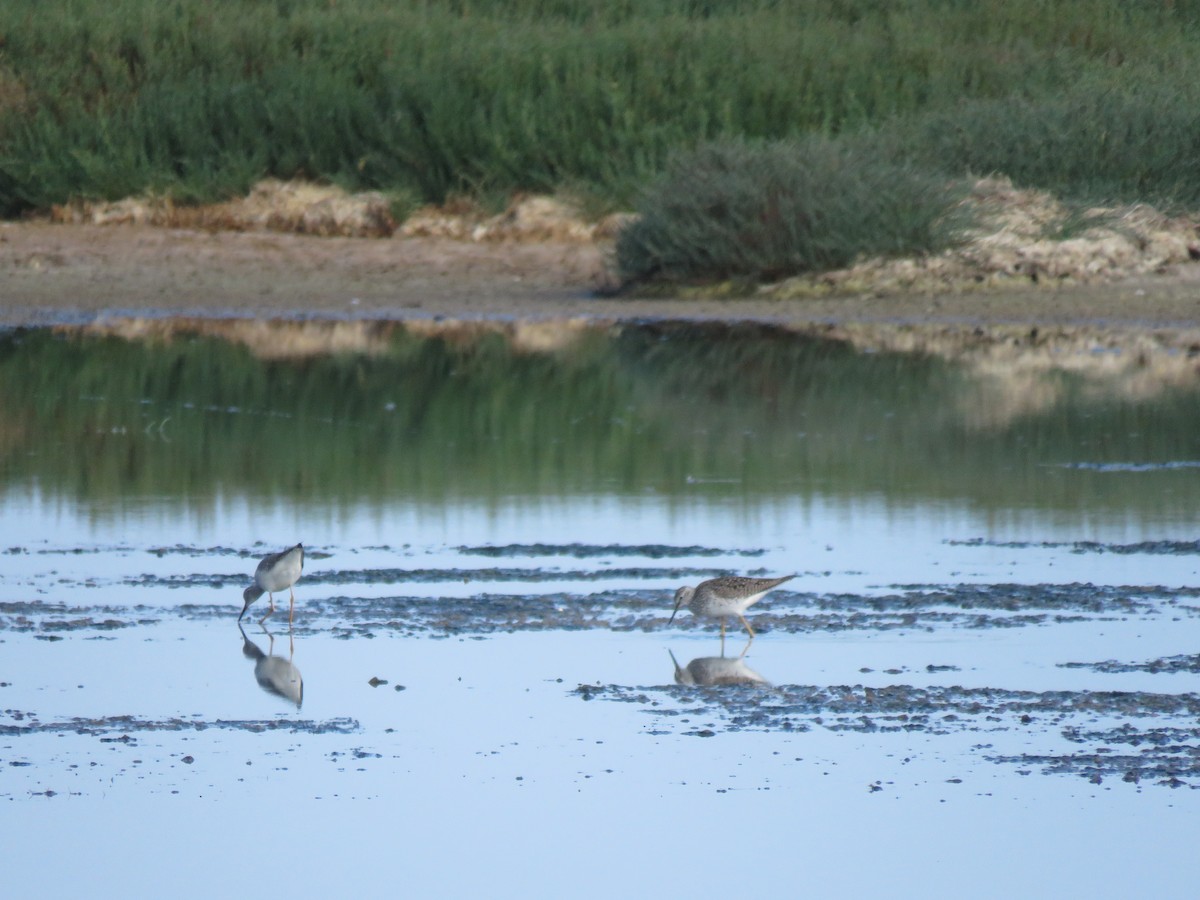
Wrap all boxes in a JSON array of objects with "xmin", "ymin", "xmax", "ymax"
[{"xmin": 258, "ymin": 557, "xmax": 301, "ymax": 592}]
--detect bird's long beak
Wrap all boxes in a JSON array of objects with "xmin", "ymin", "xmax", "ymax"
[{"xmin": 668, "ymin": 597, "xmax": 683, "ymax": 625}]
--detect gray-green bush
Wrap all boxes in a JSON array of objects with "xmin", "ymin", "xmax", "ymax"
[{"xmin": 616, "ymin": 139, "xmax": 968, "ymax": 286}]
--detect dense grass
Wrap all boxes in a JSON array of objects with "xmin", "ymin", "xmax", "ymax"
[
  {"xmin": 3, "ymin": 1, "xmax": 1200, "ymax": 285},
  {"xmin": 3, "ymin": 0, "xmax": 1200, "ymax": 216},
  {"xmin": 880, "ymin": 77, "xmax": 1200, "ymax": 210}
]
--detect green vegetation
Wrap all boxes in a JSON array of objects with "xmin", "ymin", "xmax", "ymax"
[
  {"xmin": 615, "ymin": 138, "xmax": 968, "ymax": 287},
  {"xmin": 1, "ymin": 325, "xmax": 1198, "ymax": 520},
  {"xmin": 2, "ymin": 1, "xmax": 1200, "ymax": 284},
  {"xmin": 880, "ymin": 78, "xmax": 1200, "ymax": 211}
]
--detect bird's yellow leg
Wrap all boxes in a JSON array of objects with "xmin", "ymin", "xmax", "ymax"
[
  {"xmin": 739, "ymin": 614, "xmax": 756, "ymax": 640},
  {"xmin": 258, "ymin": 593, "xmax": 275, "ymax": 625},
  {"xmin": 288, "ymin": 586, "xmax": 296, "ymax": 625}
]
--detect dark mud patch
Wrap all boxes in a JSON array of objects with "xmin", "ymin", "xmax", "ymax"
[
  {"xmin": 283, "ymin": 585, "xmax": 1129, "ymax": 636},
  {"xmin": 0, "ymin": 601, "xmax": 159, "ymax": 633},
  {"xmin": 40, "ymin": 618, "xmax": 136, "ymax": 632},
  {"xmin": 574, "ymin": 682, "xmax": 1200, "ymax": 787},
  {"xmin": 456, "ymin": 543, "xmax": 767, "ymax": 559},
  {"xmin": 873, "ymin": 583, "xmax": 1198, "ymax": 615},
  {"xmin": 146, "ymin": 544, "xmax": 336, "ymax": 562},
  {"xmin": 949, "ymin": 537, "xmax": 1200, "ymax": 557},
  {"xmin": 0, "ymin": 711, "xmax": 358, "ymax": 737},
  {"xmin": 992, "ymin": 722, "xmax": 1200, "ymax": 786},
  {"xmin": 313, "ymin": 591, "xmax": 665, "ymax": 636},
  {"xmin": 8, "ymin": 579, "xmax": 1196, "ymax": 636},
  {"xmin": 7, "ymin": 543, "xmax": 335, "ymax": 561},
  {"xmin": 762, "ymin": 582, "xmax": 1196, "ymax": 635},
  {"xmin": 1061, "ymin": 653, "xmax": 1200, "ymax": 675},
  {"xmin": 576, "ymin": 682, "xmax": 1200, "ymax": 732},
  {"xmin": 123, "ymin": 564, "xmax": 729, "ymax": 591}
]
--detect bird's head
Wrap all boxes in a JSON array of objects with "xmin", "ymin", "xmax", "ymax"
[
  {"xmin": 668, "ymin": 586, "xmax": 694, "ymax": 624},
  {"xmin": 667, "ymin": 648, "xmax": 694, "ymax": 685},
  {"xmin": 239, "ymin": 584, "xmax": 265, "ymax": 621}
]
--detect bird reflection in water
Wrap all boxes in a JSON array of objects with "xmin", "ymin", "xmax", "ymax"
[
  {"xmin": 669, "ymin": 647, "xmax": 770, "ymax": 687},
  {"xmin": 239, "ymin": 623, "xmax": 304, "ymax": 709}
]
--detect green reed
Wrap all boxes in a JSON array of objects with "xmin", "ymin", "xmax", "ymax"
[
  {"xmin": 878, "ymin": 76, "xmax": 1200, "ymax": 210},
  {"xmin": 3, "ymin": 0, "xmax": 1200, "ymax": 215}
]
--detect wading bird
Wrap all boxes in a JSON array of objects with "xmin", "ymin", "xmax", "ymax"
[
  {"xmin": 669, "ymin": 573, "xmax": 795, "ymax": 641},
  {"xmin": 240, "ymin": 543, "xmax": 305, "ymax": 625}
]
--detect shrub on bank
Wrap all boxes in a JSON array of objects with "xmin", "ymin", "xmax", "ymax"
[{"xmin": 615, "ymin": 139, "xmax": 968, "ymax": 288}]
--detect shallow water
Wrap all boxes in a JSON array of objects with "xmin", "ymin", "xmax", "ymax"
[{"xmin": 3, "ymin": 321, "xmax": 1200, "ymax": 897}]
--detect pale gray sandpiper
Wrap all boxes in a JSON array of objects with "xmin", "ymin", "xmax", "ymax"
[
  {"xmin": 669, "ymin": 574, "xmax": 795, "ymax": 640},
  {"xmin": 240, "ymin": 543, "xmax": 305, "ymax": 625}
]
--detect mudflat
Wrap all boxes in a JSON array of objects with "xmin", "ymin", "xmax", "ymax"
[{"xmin": 4, "ymin": 220, "xmax": 1200, "ymax": 334}]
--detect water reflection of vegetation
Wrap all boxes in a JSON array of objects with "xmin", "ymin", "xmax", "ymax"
[{"xmin": 1, "ymin": 324, "xmax": 1197, "ymax": 516}]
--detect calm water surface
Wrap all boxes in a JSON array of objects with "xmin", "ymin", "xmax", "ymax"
[{"xmin": 3, "ymin": 321, "xmax": 1200, "ymax": 897}]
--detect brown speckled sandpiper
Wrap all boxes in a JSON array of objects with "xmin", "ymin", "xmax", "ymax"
[{"xmin": 669, "ymin": 574, "xmax": 795, "ymax": 640}]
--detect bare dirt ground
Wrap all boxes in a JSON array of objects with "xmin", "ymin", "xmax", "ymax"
[
  {"xmin": 5, "ymin": 216, "xmax": 1200, "ymax": 324},
  {"xmin": 4, "ymin": 179, "xmax": 1200, "ymax": 367}
]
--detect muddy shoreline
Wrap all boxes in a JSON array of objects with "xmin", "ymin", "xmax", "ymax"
[{"xmin": 4, "ymin": 220, "xmax": 1200, "ymax": 333}]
